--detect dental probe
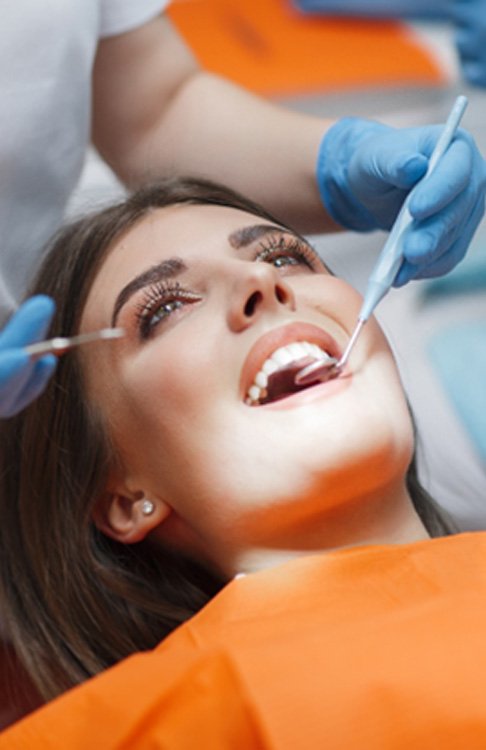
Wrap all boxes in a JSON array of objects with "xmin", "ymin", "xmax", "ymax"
[
  {"xmin": 295, "ymin": 94, "xmax": 468, "ymax": 387},
  {"xmin": 24, "ymin": 327, "xmax": 125, "ymax": 357}
]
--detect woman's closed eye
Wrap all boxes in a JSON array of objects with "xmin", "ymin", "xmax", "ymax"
[
  {"xmin": 135, "ymin": 281, "xmax": 201, "ymax": 339},
  {"xmin": 254, "ymin": 234, "xmax": 326, "ymax": 274}
]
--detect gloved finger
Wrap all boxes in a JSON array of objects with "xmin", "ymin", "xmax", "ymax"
[
  {"xmin": 394, "ymin": 244, "xmax": 460, "ymax": 286},
  {"xmin": 0, "ymin": 349, "xmax": 31, "ymax": 386},
  {"xmin": 0, "ymin": 351, "xmax": 36, "ymax": 417},
  {"xmin": 408, "ymin": 138, "xmax": 472, "ymax": 219},
  {"xmin": 3, "ymin": 354, "xmax": 57, "ymax": 418},
  {"xmin": 394, "ymin": 196, "xmax": 484, "ymax": 285},
  {"xmin": 393, "ymin": 259, "xmax": 420, "ymax": 287},
  {"xmin": 404, "ymin": 187, "xmax": 474, "ymax": 264},
  {"xmin": 352, "ymin": 143, "xmax": 428, "ymax": 192},
  {"xmin": 416, "ymin": 198, "xmax": 486, "ymax": 279},
  {"xmin": 0, "ymin": 295, "xmax": 55, "ymax": 349},
  {"xmin": 399, "ymin": 242, "xmax": 465, "ymax": 282}
]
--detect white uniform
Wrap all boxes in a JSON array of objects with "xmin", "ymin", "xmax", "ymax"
[{"xmin": 0, "ymin": 0, "xmax": 168, "ymax": 322}]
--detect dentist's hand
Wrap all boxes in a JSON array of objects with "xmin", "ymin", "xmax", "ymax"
[
  {"xmin": 317, "ymin": 117, "xmax": 486, "ymax": 285},
  {"xmin": 0, "ymin": 296, "xmax": 56, "ymax": 418},
  {"xmin": 452, "ymin": 0, "xmax": 486, "ymax": 88}
]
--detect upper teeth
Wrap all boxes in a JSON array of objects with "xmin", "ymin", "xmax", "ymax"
[{"xmin": 245, "ymin": 340, "xmax": 334, "ymax": 405}]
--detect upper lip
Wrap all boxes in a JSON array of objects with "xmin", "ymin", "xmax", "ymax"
[{"xmin": 240, "ymin": 321, "xmax": 343, "ymax": 400}]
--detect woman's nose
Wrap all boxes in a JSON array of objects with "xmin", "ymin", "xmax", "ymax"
[{"xmin": 227, "ymin": 263, "xmax": 296, "ymax": 331}]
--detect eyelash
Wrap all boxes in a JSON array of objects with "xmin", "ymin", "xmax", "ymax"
[
  {"xmin": 254, "ymin": 234, "xmax": 321, "ymax": 271},
  {"xmin": 135, "ymin": 235, "xmax": 322, "ymax": 339},
  {"xmin": 135, "ymin": 281, "xmax": 200, "ymax": 340}
]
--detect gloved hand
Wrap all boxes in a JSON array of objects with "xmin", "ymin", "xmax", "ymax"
[
  {"xmin": 294, "ymin": 0, "xmax": 446, "ymax": 19},
  {"xmin": 0, "ymin": 295, "xmax": 56, "ymax": 418},
  {"xmin": 452, "ymin": 0, "xmax": 486, "ymax": 88},
  {"xmin": 317, "ymin": 117, "xmax": 486, "ymax": 285}
]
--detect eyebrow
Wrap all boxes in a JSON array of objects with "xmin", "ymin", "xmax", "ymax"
[
  {"xmin": 111, "ymin": 258, "xmax": 186, "ymax": 326},
  {"xmin": 228, "ymin": 223, "xmax": 293, "ymax": 249}
]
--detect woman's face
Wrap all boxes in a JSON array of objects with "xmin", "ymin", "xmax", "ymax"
[{"xmin": 81, "ymin": 203, "xmax": 414, "ymax": 566}]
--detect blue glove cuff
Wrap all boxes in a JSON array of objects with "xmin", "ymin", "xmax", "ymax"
[{"xmin": 316, "ymin": 117, "xmax": 389, "ymax": 231}]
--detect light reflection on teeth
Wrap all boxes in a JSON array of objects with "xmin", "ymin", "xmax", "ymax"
[
  {"xmin": 272, "ymin": 348, "xmax": 294, "ymax": 366},
  {"xmin": 245, "ymin": 340, "xmax": 334, "ymax": 406},
  {"xmin": 262, "ymin": 360, "xmax": 279, "ymax": 376},
  {"xmin": 255, "ymin": 371, "xmax": 268, "ymax": 388}
]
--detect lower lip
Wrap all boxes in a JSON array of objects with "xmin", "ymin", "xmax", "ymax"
[{"xmin": 259, "ymin": 372, "xmax": 352, "ymax": 411}]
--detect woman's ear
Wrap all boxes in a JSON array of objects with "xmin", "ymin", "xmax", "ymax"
[{"xmin": 92, "ymin": 486, "xmax": 171, "ymax": 544}]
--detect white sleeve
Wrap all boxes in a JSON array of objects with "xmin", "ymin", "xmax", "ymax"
[{"xmin": 100, "ymin": 0, "xmax": 170, "ymax": 38}]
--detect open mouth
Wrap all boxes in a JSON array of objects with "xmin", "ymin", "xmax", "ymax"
[{"xmin": 245, "ymin": 341, "xmax": 336, "ymax": 406}]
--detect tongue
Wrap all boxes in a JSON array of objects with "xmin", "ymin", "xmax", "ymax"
[{"xmin": 260, "ymin": 358, "xmax": 318, "ymax": 405}]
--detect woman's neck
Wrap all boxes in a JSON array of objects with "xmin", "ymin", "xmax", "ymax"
[{"xmin": 231, "ymin": 482, "xmax": 430, "ymax": 576}]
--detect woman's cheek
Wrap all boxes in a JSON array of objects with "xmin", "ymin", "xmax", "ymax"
[{"xmin": 292, "ymin": 275, "xmax": 363, "ymax": 322}]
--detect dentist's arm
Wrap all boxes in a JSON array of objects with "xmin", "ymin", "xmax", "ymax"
[
  {"xmin": 92, "ymin": 13, "xmax": 486, "ymax": 281},
  {"xmin": 92, "ymin": 13, "xmax": 332, "ymax": 234}
]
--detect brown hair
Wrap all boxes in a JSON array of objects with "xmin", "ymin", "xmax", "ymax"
[{"xmin": 0, "ymin": 178, "xmax": 456, "ymax": 705}]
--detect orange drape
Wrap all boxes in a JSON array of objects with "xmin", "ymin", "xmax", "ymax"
[
  {"xmin": 168, "ymin": 0, "xmax": 446, "ymax": 96},
  {"xmin": 3, "ymin": 532, "xmax": 486, "ymax": 748}
]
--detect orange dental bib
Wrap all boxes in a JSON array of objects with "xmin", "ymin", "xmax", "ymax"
[{"xmin": 3, "ymin": 532, "xmax": 486, "ymax": 748}]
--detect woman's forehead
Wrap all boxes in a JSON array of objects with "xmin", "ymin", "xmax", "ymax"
[{"xmin": 110, "ymin": 203, "xmax": 284, "ymax": 264}]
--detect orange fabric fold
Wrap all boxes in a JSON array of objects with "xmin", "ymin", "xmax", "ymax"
[
  {"xmin": 167, "ymin": 0, "xmax": 446, "ymax": 96},
  {"xmin": 3, "ymin": 532, "xmax": 486, "ymax": 748}
]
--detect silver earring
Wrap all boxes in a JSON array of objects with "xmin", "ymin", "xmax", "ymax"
[{"xmin": 141, "ymin": 499, "xmax": 155, "ymax": 516}]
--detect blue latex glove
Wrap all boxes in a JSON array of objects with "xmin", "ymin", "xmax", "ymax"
[
  {"xmin": 0, "ymin": 295, "xmax": 56, "ymax": 418},
  {"xmin": 452, "ymin": 0, "xmax": 486, "ymax": 88},
  {"xmin": 293, "ymin": 0, "xmax": 447, "ymax": 19},
  {"xmin": 317, "ymin": 117, "xmax": 486, "ymax": 285}
]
